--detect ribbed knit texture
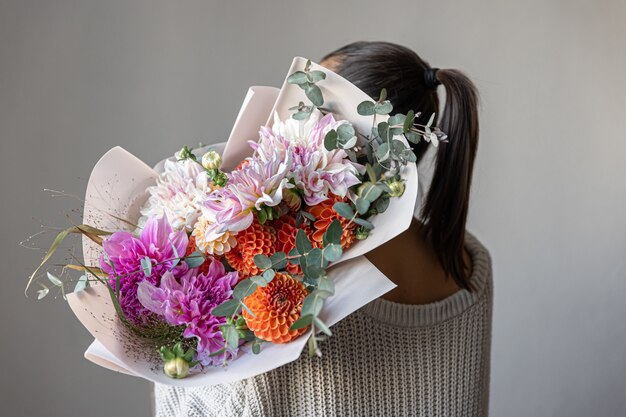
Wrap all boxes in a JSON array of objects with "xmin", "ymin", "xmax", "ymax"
[{"xmin": 153, "ymin": 231, "xmax": 493, "ymax": 417}]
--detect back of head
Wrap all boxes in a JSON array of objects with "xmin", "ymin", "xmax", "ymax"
[{"xmin": 322, "ymin": 41, "xmax": 480, "ymax": 290}]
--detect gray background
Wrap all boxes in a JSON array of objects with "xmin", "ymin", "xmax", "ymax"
[{"xmin": 1, "ymin": 1, "xmax": 625, "ymax": 416}]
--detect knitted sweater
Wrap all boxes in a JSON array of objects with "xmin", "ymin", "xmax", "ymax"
[{"xmin": 153, "ymin": 231, "xmax": 493, "ymax": 417}]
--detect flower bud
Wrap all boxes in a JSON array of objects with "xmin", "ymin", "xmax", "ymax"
[
  {"xmin": 176, "ymin": 146, "xmax": 194, "ymax": 161},
  {"xmin": 202, "ymin": 151, "xmax": 222, "ymax": 170},
  {"xmin": 163, "ymin": 357, "xmax": 190, "ymax": 379},
  {"xmin": 386, "ymin": 179, "xmax": 405, "ymax": 198},
  {"xmin": 355, "ymin": 228, "xmax": 369, "ymax": 240}
]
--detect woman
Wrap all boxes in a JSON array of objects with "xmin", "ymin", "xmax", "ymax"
[{"xmin": 154, "ymin": 41, "xmax": 493, "ymax": 417}]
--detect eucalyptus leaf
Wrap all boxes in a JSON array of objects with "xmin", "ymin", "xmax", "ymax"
[
  {"xmin": 301, "ymin": 211, "xmax": 316, "ymax": 222},
  {"xmin": 287, "ymin": 71, "xmax": 308, "ymax": 85},
  {"xmin": 250, "ymin": 269, "xmax": 275, "ymax": 287},
  {"xmin": 184, "ymin": 251, "xmax": 206, "ymax": 268},
  {"xmin": 170, "ymin": 242, "xmax": 181, "ymax": 270},
  {"xmin": 374, "ymin": 197, "xmax": 390, "ymax": 214},
  {"xmin": 253, "ymin": 254, "xmax": 272, "ymax": 270},
  {"xmin": 404, "ymin": 110, "xmax": 415, "ymax": 132},
  {"xmin": 288, "ymin": 248, "xmax": 300, "ymax": 265},
  {"xmin": 314, "ymin": 317, "xmax": 332, "ymax": 336},
  {"xmin": 295, "ymin": 229, "xmax": 313, "ymax": 254},
  {"xmin": 427, "ymin": 112, "xmax": 435, "ymax": 127},
  {"xmin": 355, "ymin": 197, "xmax": 370, "ymax": 215},
  {"xmin": 292, "ymin": 110, "xmax": 310, "ymax": 121},
  {"xmin": 240, "ymin": 301, "xmax": 256, "ymax": 318},
  {"xmin": 317, "ymin": 277, "xmax": 335, "ymax": 296},
  {"xmin": 304, "ymin": 263, "xmax": 325, "ymax": 281},
  {"xmin": 305, "ymin": 84, "xmax": 324, "ymax": 107},
  {"xmin": 301, "ymin": 292, "xmax": 324, "ymax": 317},
  {"xmin": 354, "ymin": 217, "xmax": 375, "ymax": 230},
  {"xmin": 366, "ymin": 164, "xmax": 377, "ymax": 182},
  {"xmin": 357, "ymin": 101, "xmax": 376, "ymax": 116},
  {"xmin": 388, "ymin": 114, "xmax": 406, "ymax": 127},
  {"xmin": 374, "ymin": 101, "xmax": 393, "ymax": 115},
  {"xmin": 342, "ymin": 136, "xmax": 357, "ymax": 149},
  {"xmin": 74, "ymin": 275, "xmax": 88, "ymax": 293},
  {"xmin": 337, "ymin": 123, "xmax": 355, "ymax": 141},
  {"xmin": 405, "ymin": 131, "xmax": 420, "ymax": 144},
  {"xmin": 270, "ymin": 252, "xmax": 288, "ymax": 270},
  {"xmin": 306, "ymin": 248, "xmax": 324, "ymax": 269},
  {"xmin": 233, "ymin": 279, "xmax": 258, "ymax": 300},
  {"xmin": 377, "ymin": 122, "xmax": 389, "ymax": 141},
  {"xmin": 140, "ymin": 256, "xmax": 152, "ymax": 277},
  {"xmin": 307, "ymin": 70, "xmax": 326, "ymax": 83},
  {"xmin": 290, "ymin": 314, "xmax": 313, "ymax": 331},
  {"xmin": 324, "ymin": 129, "xmax": 338, "ymax": 151},
  {"xmin": 322, "ymin": 219, "xmax": 342, "ymax": 246},
  {"xmin": 333, "ymin": 202, "xmax": 354, "ymax": 219},
  {"xmin": 211, "ymin": 299, "xmax": 240, "ymax": 317},
  {"xmin": 323, "ymin": 244, "xmax": 342, "ymax": 262},
  {"xmin": 378, "ymin": 88, "xmax": 387, "ymax": 102},
  {"xmin": 362, "ymin": 183, "xmax": 384, "ymax": 203},
  {"xmin": 221, "ymin": 324, "xmax": 239, "ymax": 350},
  {"xmin": 376, "ymin": 142, "xmax": 390, "ymax": 162}
]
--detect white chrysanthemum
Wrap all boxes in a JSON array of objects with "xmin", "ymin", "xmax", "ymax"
[
  {"xmin": 192, "ymin": 215, "xmax": 237, "ymax": 256},
  {"xmin": 140, "ymin": 159, "xmax": 212, "ymax": 231}
]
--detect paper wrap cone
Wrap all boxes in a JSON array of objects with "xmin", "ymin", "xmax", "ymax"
[{"xmin": 66, "ymin": 57, "xmax": 417, "ymax": 386}]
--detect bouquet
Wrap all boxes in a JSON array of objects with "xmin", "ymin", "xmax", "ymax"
[{"xmin": 26, "ymin": 57, "xmax": 445, "ymax": 386}]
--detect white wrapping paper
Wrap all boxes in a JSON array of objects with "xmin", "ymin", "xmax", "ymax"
[{"xmin": 66, "ymin": 57, "xmax": 418, "ymax": 386}]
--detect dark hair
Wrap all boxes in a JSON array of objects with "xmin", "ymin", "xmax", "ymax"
[{"xmin": 322, "ymin": 41, "xmax": 479, "ymax": 291}]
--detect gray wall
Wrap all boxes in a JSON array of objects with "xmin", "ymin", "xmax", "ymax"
[{"xmin": 2, "ymin": 1, "xmax": 625, "ymax": 416}]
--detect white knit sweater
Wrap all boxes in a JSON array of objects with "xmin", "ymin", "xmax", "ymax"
[{"xmin": 153, "ymin": 231, "xmax": 493, "ymax": 417}]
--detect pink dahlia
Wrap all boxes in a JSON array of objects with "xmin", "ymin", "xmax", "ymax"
[
  {"xmin": 100, "ymin": 215, "xmax": 188, "ymax": 326},
  {"xmin": 137, "ymin": 260, "xmax": 239, "ymax": 366},
  {"xmin": 254, "ymin": 110, "xmax": 360, "ymax": 206},
  {"xmin": 203, "ymin": 149, "xmax": 291, "ymax": 236}
]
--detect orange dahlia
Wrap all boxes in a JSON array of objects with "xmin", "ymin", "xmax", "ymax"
[
  {"xmin": 242, "ymin": 272, "xmax": 309, "ymax": 344},
  {"xmin": 274, "ymin": 214, "xmax": 318, "ymax": 275},
  {"xmin": 224, "ymin": 219, "xmax": 276, "ymax": 279},
  {"xmin": 307, "ymin": 194, "xmax": 357, "ymax": 249}
]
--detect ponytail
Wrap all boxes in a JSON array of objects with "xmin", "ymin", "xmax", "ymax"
[
  {"xmin": 419, "ymin": 69, "xmax": 479, "ymax": 290},
  {"xmin": 321, "ymin": 41, "xmax": 480, "ymax": 290}
]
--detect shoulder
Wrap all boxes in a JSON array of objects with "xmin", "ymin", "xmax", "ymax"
[{"xmin": 464, "ymin": 230, "xmax": 493, "ymax": 299}]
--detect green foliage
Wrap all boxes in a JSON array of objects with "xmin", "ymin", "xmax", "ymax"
[
  {"xmin": 322, "ymin": 219, "xmax": 342, "ymax": 246},
  {"xmin": 232, "ymin": 279, "xmax": 257, "ymax": 300},
  {"xmin": 357, "ymin": 101, "xmax": 376, "ymax": 116},
  {"xmin": 253, "ymin": 254, "xmax": 272, "ymax": 270},
  {"xmin": 333, "ymin": 202, "xmax": 354, "ymax": 219},
  {"xmin": 140, "ymin": 256, "xmax": 152, "ymax": 277},
  {"xmin": 184, "ymin": 251, "xmax": 205, "ymax": 268},
  {"xmin": 211, "ymin": 299, "xmax": 240, "ymax": 317},
  {"xmin": 73, "ymin": 274, "xmax": 89, "ymax": 293}
]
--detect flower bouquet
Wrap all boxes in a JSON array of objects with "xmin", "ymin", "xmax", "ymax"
[{"xmin": 26, "ymin": 57, "xmax": 445, "ymax": 386}]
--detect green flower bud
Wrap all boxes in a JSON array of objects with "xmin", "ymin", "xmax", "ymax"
[
  {"xmin": 355, "ymin": 227, "xmax": 370, "ymax": 240},
  {"xmin": 386, "ymin": 179, "xmax": 405, "ymax": 198},
  {"xmin": 164, "ymin": 357, "xmax": 190, "ymax": 379},
  {"xmin": 202, "ymin": 150, "xmax": 222, "ymax": 170},
  {"xmin": 177, "ymin": 146, "xmax": 194, "ymax": 161}
]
